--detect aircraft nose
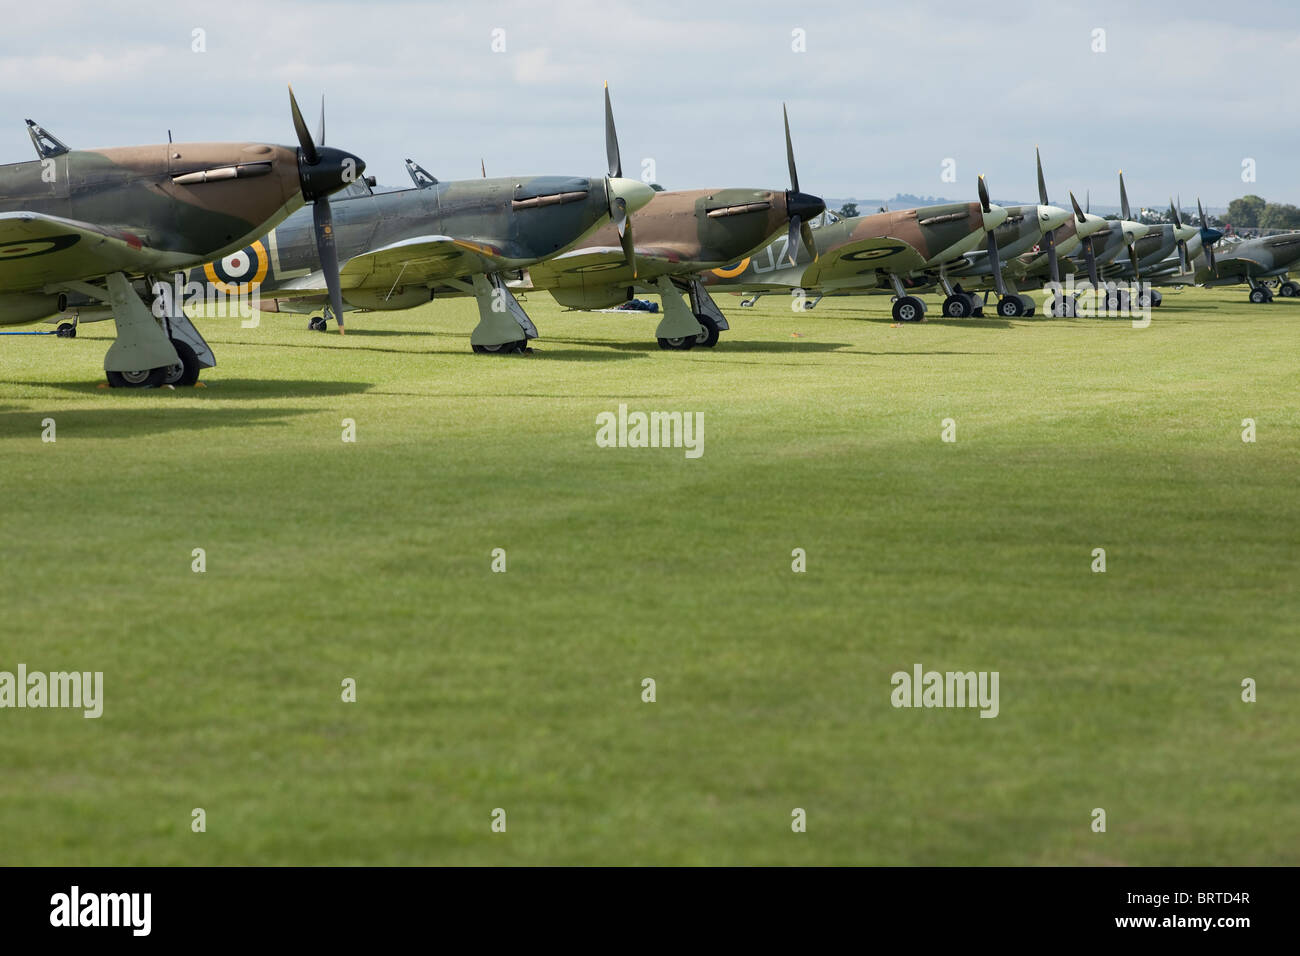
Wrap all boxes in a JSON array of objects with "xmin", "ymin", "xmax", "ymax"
[
  {"xmin": 298, "ymin": 146, "xmax": 366, "ymax": 202},
  {"xmin": 981, "ymin": 204, "xmax": 1008, "ymax": 231},
  {"xmin": 1040, "ymin": 205, "xmax": 1070, "ymax": 231},
  {"xmin": 786, "ymin": 190, "xmax": 825, "ymax": 222},
  {"xmin": 608, "ymin": 177, "xmax": 656, "ymax": 215},
  {"xmin": 1120, "ymin": 219, "xmax": 1148, "ymax": 242},
  {"xmin": 1175, "ymin": 224, "xmax": 1198, "ymax": 241}
]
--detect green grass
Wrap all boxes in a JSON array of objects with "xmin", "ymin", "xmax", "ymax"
[{"xmin": 0, "ymin": 286, "xmax": 1296, "ymax": 865}]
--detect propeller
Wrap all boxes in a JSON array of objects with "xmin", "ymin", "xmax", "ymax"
[
  {"xmin": 1071, "ymin": 191, "xmax": 1100, "ymax": 287},
  {"xmin": 978, "ymin": 174, "xmax": 1007, "ymax": 296},
  {"xmin": 1119, "ymin": 170, "xmax": 1141, "ymax": 280},
  {"xmin": 783, "ymin": 104, "xmax": 820, "ymax": 266},
  {"xmin": 604, "ymin": 83, "xmax": 638, "ymax": 277},
  {"xmin": 1037, "ymin": 147, "xmax": 1059, "ymax": 286},
  {"xmin": 289, "ymin": 86, "xmax": 365, "ymax": 335},
  {"xmin": 1172, "ymin": 195, "xmax": 1190, "ymax": 273},
  {"xmin": 1199, "ymin": 197, "xmax": 1218, "ymax": 270}
]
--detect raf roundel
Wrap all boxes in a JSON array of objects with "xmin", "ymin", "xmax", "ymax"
[{"xmin": 203, "ymin": 240, "xmax": 269, "ymax": 295}]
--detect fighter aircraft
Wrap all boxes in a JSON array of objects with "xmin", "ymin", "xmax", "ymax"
[
  {"xmin": 517, "ymin": 105, "xmax": 825, "ymax": 348},
  {"xmin": 700, "ymin": 174, "xmax": 1011, "ymax": 322},
  {"xmin": 189, "ymin": 85, "xmax": 655, "ymax": 354},
  {"xmin": 1191, "ymin": 198, "xmax": 1300, "ymax": 301},
  {"xmin": 0, "ymin": 88, "xmax": 364, "ymax": 386}
]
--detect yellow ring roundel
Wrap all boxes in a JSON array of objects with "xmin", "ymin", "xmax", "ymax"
[
  {"xmin": 204, "ymin": 240, "xmax": 269, "ymax": 296},
  {"xmin": 710, "ymin": 257, "xmax": 751, "ymax": 279}
]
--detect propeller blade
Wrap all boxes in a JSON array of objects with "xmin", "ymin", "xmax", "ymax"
[
  {"xmin": 610, "ymin": 195, "xmax": 636, "ymax": 276},
  {"xmin": 986, "ymin": 228, "xmax": 1006, "ymax": 296},
  {"xmin": 783, "ymin": 103, "xmax": 799, "ymax": 193},
  {"xmin": 1119, "ymin": 170, "xmax": 1131, "ymax": 221},
  {"xmin": 313, "ymin": 200, "xmax": 344, "ymax": 334},
  {"xmin": 604, "ymin": 82, "xmax": 622, "ymax": 179},
  {"xmin": 288, "ymin": 85, "xmax": 319, "ymax": 166},
  {"xmin": 1170, "ymin": 195, "xmax": 1182, "ymax": 228},
  {"xmin": 1127, "ymin": 242, "xmax": 1141, "ymax": 280},
  {"xmin": 786, "ymin": 216, "xmax": 801, "ymax": 266},
  {"xmin": 1178, "ymin": 240, "xmax": 1189, "ymax": 273},
  {"xmin": 1086, "ymin": 190, "xmax": 1090, "ymax": 215},
  {"xmin": 800, "ymin": 219, "xmax": 817, "ymax": 262},
  {"xmin": 317, "ymin": 95, "xmax": 325, "ymax": 148},
  {"xmin": 1070, "ymin": 190, "xmax": 1086, "ymax": 224},
  {"xmin": 1036, "ymin": 147, "xmax": 1049, "ymax": 205},
  {"xmin": 481, "ymin": 158, "xmax": 486, "ymax": 178},
  {"xmin": 1082, "ymin": 236, "xmax": 1100, "ymax": 287},
  {"xmin": 978, "ymin": 174, "xmax": 991, "ymax": 214},
  {"xmin": 620, "ymin": 226, "xmax": 637, "ymax": 279},
  {"xmin": 1199, "ymin": 197, "xmax": 1216, "ymax": 269},
  {"xmin": 1044, "ymin": 228, "xmax": 1059, "ymax": 285}
]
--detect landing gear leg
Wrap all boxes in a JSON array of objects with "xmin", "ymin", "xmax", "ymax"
[
  {"xmin": 888, "ymin": 273, "xmax": 925, "ymax": 323},
  {"xmin": 687, "ymin": 279, "xmax": 729, "ymax": 348},
  {"xmin": 654, "ymin": 276, "xmax": 703, "ymax": 350},
  {"xmin": 96, "ymin": 272, "xmax": 216, "ymax": 388},
  {"xmin": 468, "ymin": 272, "xmax": 539, "ymax": 353}
]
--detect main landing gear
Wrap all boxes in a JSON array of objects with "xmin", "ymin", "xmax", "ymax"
[
  {"xmin": 467, "ymin": 272, "xmax": 538, "ymax": 354},
  {"xmin": 56, "ymin": 272, "xmax": 216, "ymax": 388},
  {"xmin": 1247, "ymin": 278, "xmax": 1275, "ymax": 304},
  {"xmin": 654, "ymin": 277, "xmax": 730, "ymax": 349}
]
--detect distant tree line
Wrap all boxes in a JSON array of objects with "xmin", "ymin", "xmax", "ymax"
[{"xmin": 1225, "ymin": 194, "xmax": 1300, "ymax": 230}]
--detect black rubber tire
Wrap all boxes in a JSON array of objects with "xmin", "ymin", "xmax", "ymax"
[
  {"xmin": 997, "ymin": 296, "xmax": 1025, "ymax": 317},
  {"xmin": 56, "ymin": 322, "xmax": 76, "ymax": 338},
  {"xmin": 308, "ymin": 316, "xmax": 328, "ymax": 331},
  {"xmin": 1249, "ymin": 287, "xmax": 1270, "ymax": 304},
  {"xmin": 942, "ymin": 295, "xmax": 972, "ymax": 318},
  {"xmin": 106, "ymin": 367, "xmax": 167, "ymax": 389},
  {"xmin": 693, "ymin": 314, "xmax": 721, "ymax": 347},
  {"xmin": 658, "ymin": 335, "xmax": 695, "ymax": 350},
  {"xmin": 892, "ymin": 296, "xmax": 925, "ymax": 323},
  {"xmin": 162, "ymin": 339, "xmax": 201, "ymax": 387}
]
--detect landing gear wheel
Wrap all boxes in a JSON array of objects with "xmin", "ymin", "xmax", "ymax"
[
  {"xmin": 162, "ymin": 339, "xmax": 201, "ymax": 387},
  {"xmin": 1249, "ymin": 287, "xmax": 1271, "ymax": 304},
  {"xmin": 658, "ymin": 335, "xmax": 696, "ymax": 350},
  {"xmin": 472, "ymin": 339, "xmax": 528, "ymax": 354},
  {"xmin": 106, "ymin": 367, "xmax": 167, "ymax": 389},
  {"xmin": 892, "ymin": 296, "xmax": 925, "ymax": 323},
  {"xmin": 997, "ymin": 295, "xmax": 1025, "ymax": 317},
  {"xmin": 942, "ymin": 294, "xmax": 973, "ymax": 318},
  {"xmin": 308, "ymin": 315, "xmax": 329, "ymax": 332},
  {"xmin": 56, "ymin": 322, "xmax": 76, "ymax": 338},
  {"xmin": 1279, "ymin": 282, "xmax": 1298, "ymax": 297},
  {"xmin": 693, "ymin": 314, "xmax": 721, "ymax": 347}
]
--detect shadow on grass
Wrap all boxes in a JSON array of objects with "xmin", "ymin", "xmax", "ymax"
[
  {"xmin": 229, "ymin": 339, "xmax": 642, "ymax": 362},
  {"xmin": 857, "ymin": 316, "xmax": 1016, "ymax": 329},
  {"xmin": 0, "ymin": 405, "xmax": 320, "ymax": 439},
  {"xmin": 543, "ymin": 337, "xmax": 856, "ymax": 354},
  {"xmin": 14, "ymin": 379, "xmax": 374, "ymax": 400}
]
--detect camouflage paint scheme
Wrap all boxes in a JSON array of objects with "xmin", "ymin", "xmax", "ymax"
[
  {"xmin": 522, "ymin": 186, "xmax": 823, "ymax": 307},
  {"xmin": 0, "ymin": 142, "xmax": 307, "ymax": 323},
  {"xmin": 187, "ymin": 173, "xmax": 653, "ymax": 317},
  {"xmin": 700, "ymin": 200, "xmax": 997, "ymax": 295}
]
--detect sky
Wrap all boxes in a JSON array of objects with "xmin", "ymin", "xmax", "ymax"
[{"xmin": 3, "ymin": 0, "xmax": 1298, "ymax": 210}]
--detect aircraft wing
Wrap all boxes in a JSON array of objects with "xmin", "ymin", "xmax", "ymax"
[
  {"xmin": 336, "ymin": 235, "xmax": 518, "ymax": 291},
  {"xmin": 800, "ymin": 236, "xmax": 927, "ymax": 289},
  {"xmin": 1204, "ymin": 256, "xmax": 1269, "ymax": 279},
  {"xmin": 0, "ymin": 211, "xmax": 167, "ymax": 292}
]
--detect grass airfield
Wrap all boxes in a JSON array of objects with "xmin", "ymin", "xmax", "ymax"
[{"xmin": 0, "ymin": 286, "xmax": 1296, "ymax": 865}]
